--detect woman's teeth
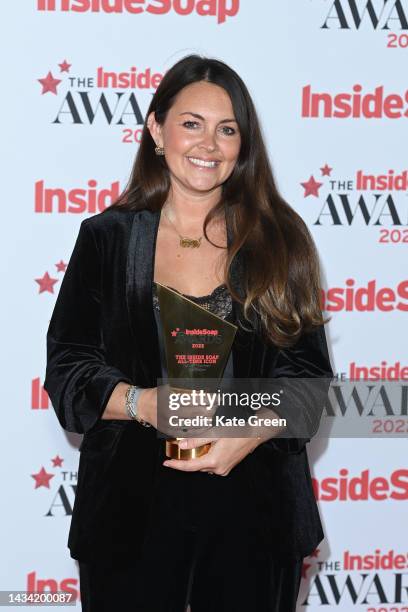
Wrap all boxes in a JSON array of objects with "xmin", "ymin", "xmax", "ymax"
[{"xmin": 187, "ymin": 157, "xmax": 219, "ymax": 168}]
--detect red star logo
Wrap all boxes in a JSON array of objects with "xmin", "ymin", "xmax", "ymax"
[
  {"xmin": 38, "ymin": 71, "xmax": 62, "ymax": 95},
  {"xmin": 58, "ymin": 59, "xmax": 71, "ymax": 73},
  {"xmin": 31, "ymin": 467, "xmax": 54, "ymax": 489},
  {"xmin": 300, "ymin": 175, "xmax": 323, "ymax": 198},
  {"xmin": 301, "ymin": 561, "xmax": 311, "ymax": 579},
  {"xmin": 320, "ymin": 164, "xmax": 332, "ymax": 177},
  {"xmin": 35, "ymin": 272, "xmax": 59, "ymax": 294},
  {"xmin": 51, "ymin": 455, "xmax": 64, "ymax": 467},
  {"xmin": 55, "ymin": 260, "xmax": 67, "ymax": 273}
]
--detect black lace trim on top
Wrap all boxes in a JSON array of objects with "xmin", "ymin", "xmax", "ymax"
[{"xmin": 152, "ymin": 282, "xmax": 232, "ymax": 320}]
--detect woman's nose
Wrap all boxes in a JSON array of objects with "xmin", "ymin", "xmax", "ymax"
[{"xmin": 199, "ymin": 130, "xmax": 217, "ymax": 151}]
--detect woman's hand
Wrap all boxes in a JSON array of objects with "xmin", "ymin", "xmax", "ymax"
[{"xmin": 162, "ymin": 436, "xmax": 264, "ymax": 476}]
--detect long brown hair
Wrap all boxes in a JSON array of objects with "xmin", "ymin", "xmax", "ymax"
[{"xmin": 105, "ymin": 54, "xmax": 330, "ymax": 348}]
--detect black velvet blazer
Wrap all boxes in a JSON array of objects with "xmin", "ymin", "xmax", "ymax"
[{"xmin": 44, "ymin": 205, "xmax": 333, "ymax": 563}]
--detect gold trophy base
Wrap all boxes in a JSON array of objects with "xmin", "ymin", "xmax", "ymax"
[{"xmin": 165, "ymin": 438, "xmax": 211, "ymax": 460}]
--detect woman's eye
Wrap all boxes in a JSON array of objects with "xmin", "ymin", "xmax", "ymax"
[
  {"xmin": 182, "ymin": 121, "xmax": 200, "ymax": 129},
  {"xmin": 220, "ymin": 126, "xmax": 236, "ymax": 136}
]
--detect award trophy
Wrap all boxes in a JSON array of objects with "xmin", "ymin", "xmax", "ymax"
[{"xmin": 154, "ymin": 282, "xmax": 238, "ymax": 460}]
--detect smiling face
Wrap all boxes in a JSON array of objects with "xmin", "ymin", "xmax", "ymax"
[{"xmin": 147, "ymin": 81, "xmax": 241, "ymax": 197}]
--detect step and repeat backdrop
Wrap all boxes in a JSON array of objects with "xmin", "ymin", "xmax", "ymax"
[{"xmin": 1, "ymin": 2, "xmax": 407, "ymax": 610}]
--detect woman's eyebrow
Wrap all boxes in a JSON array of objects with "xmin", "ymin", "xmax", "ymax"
[{"xmin": 179, "ymin": 111, "xmax": 237, "ymax": 124}]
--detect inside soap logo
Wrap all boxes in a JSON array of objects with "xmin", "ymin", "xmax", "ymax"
[
  {"xmin": 37, "ymin": 0, "xmax": 240, "ymax": 24},
  {"xmin": 300, "ymin": 547, "xmax": 408, "ymax": 607},
  {"xmin": 301, "ymin": 84, "xmax": 408, "ymax": 119},
  {"xmin": 171, "ymin": 327, "xmax": 222, "ymax": 345},
  {"xmin": 299, "ymin": 163, "xmax": 408, "ymax": 245},
  {"xmin": 318, "ymin": 0, "xmax": 408, "ymax": 48},
  {"xmin": 37, "ymin": 59, "xmax": 163, "ymax": 143}
]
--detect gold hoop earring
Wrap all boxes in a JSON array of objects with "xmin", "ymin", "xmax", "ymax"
[{"xmin": 155, "ymin": 146, "xmax": 165, "ymax": 156}]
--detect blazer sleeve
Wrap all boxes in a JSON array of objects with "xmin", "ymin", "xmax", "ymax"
[
  {"xmin": 43, "ymin": 219, "xmax": 133, "ymax": 434},
  {"xmin": 266, "ymin": 323, "xmax": 334, "ymax": 455}
]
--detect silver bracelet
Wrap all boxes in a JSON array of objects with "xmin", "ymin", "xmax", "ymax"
[{"xmin": 125, "ymin": 385, "xmax": 152, "ymax": 427}]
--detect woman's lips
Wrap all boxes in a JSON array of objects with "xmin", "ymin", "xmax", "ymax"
[{"xmin": 186, "ymin": 156, "xmax": 221, "ymax": 169}]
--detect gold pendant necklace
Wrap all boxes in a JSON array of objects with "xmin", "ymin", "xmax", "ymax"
[
  {"xmin": 163, "ymin": 205, "xmax": 204, "ymax": 248},
  {"xmin": 179, "ymin": 236, "xmax": 203, "ymax": 248}
]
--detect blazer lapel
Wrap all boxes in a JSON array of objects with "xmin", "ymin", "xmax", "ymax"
[
  {"xmin": 126, "ymin": 206, "xmax": 258, "ymax": 386},
  {"xmin": 126, "ymin": 208, "xmax": 162, "ymax": 386}
]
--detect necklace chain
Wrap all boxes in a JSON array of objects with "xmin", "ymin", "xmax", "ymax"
[{"xmin": 163, "ymin": 203, "xmax": 204, "ymax": 249}]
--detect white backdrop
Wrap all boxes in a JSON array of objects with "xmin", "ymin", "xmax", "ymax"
[{"xmin": 1, "ymin": 2, "xmax": 407, "ymax": 609}]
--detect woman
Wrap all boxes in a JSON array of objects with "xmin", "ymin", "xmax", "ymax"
[{"xmin": 44, "ymin": 55, "xmax": 333, "ymax": 611}]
